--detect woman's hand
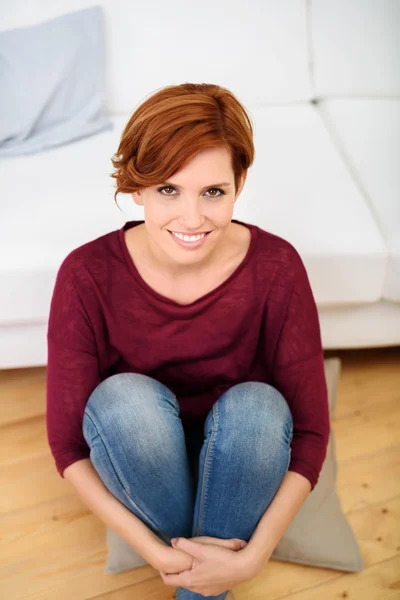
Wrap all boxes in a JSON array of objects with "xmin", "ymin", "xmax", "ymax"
[
  {"xmin": 160, "ymin": 535, "xmax": 247, "ymax": 574},
  {"xmin": 159, "ymin": 536, "xmax": 252, "ymax": 597}
]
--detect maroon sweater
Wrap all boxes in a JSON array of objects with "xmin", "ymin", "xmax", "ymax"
[{"xmin": 46, "ymin": 219, "xmax": 330, "ymax": 490}]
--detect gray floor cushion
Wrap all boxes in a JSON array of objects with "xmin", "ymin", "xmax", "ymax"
[{"xmin": 104, "ymin": 357, "xmax": 364, "ymax": 574}]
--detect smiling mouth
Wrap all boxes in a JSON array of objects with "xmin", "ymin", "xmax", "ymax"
[{"xmin": 167, "ymin": 230, "xmax": 212, "ymax": 235}]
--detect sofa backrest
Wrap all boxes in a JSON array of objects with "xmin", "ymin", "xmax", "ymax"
[
  {"xmin": 311, "ymin": 0, "xmax": 400, "ymax": 99},
  {"xmin": 1, "ymin": 0, "xmax": 399, "ymax": 113}
]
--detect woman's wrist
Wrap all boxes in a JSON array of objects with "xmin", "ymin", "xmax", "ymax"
[
  {"xmin": 147, "ymin": 537, "xmax": 171, "ymax": 571},
  {"xmin": 237, "ymin": 542, "xmax": 267, "ymax": 579},
  {"xmin": 125, "ymin": 531, "xmax": 171, "ymax": 572}
]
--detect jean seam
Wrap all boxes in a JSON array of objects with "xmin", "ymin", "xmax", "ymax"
[
  {"xmin": 195, "ymin": 401, "xmax": 219, "ymax": 537},
  {"xmin": 84, "ymin": 409, "xmax": 172, "ymax": 545}
]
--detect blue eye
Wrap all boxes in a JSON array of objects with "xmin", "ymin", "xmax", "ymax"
[{"xmin": 157, "ymin": 186, "xmax": 225, "ymax": 198}]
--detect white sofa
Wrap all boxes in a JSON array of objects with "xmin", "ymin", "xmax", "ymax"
[{"xmin": 1, "ymin": 0, "xmax": 399, "ymax": 370}]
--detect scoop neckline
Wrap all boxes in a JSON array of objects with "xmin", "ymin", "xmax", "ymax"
[{"xmin": 118, "ymin": 218, "xmax": 258, "ymax": 309}]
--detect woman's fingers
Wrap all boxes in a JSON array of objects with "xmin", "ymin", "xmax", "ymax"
[{"xmin": 187, "ymin": 536, "xmax": 247, "ymax": 551}]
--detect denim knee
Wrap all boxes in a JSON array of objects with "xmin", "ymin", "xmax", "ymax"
[
  {"xmin": 82, "ymin": 372, "xmax": 180, "ymax": 443},
  {"xmin": 80, "ymin": 372, "xmax": 195, "ymax": 545},
  {"xmin": 210, "ymin": 381, "xmax": 294, "ymax": 449}
]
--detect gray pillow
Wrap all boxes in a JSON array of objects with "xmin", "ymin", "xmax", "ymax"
[
  {"xmin": 104, "ymin": 357, "xmax": 364, "ymax": 574},
  {"xmin": 270, "ymin": 357, "xmax": 364, "ymax": 572},
  {"xmin": 0, "ymin": 6, "xmax": 113, "ymax": 157}
]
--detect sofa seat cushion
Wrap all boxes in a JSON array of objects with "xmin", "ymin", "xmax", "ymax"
[
  {"xmin": 316, "ymin": 98, "xmax": 400, "ymax": 301},
  {"xmin": 0, "ymin": 115, "xmax": 133, "ymax": 325},
  {"xmin": 234, "ymin": 104, "xmax": 388, "ymax": 305}
]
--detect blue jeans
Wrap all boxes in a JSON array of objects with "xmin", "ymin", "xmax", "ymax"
[{"xmin": 82, "ymin": 373, "xmax": 294, "ymax": 600}]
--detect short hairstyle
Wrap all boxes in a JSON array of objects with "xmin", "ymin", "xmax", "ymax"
[{"xmin": 110, "ymin": 82, "xmax": 255, "ymax": 207}]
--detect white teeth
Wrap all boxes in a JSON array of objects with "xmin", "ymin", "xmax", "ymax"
[{"xmin": 171, "ymin": 232, "xmax": 206, "ymax": 242}]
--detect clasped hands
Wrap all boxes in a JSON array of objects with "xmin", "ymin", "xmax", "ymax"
[{"xmin": 158, "ymin": 535, "xmax": 259, "ymax": 597}]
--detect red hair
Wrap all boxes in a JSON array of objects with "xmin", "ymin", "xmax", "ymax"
[{"xmin": 110, "ymin": 83, "xmax": 255, "ymax": 206}]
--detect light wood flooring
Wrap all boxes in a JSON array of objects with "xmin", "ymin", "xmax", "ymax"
[{"xmin": 0, "ymin": 346, "xmax": 399, "ymax": 599}]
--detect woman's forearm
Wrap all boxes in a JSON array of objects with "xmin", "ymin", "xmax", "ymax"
[
  {"xmin": 241, "ymin": 471, "xmax": 312, "ymax": 574},
  {"xmin": 63, "ymin": 458, "xmax": 169, "ymax": 570}
]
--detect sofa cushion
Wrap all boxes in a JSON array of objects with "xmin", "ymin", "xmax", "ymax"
[
  {"xmin": 0, "ymin": 114, "xmax": 130, "ymax": 325},
  {"xmin": 312, "ymin": 0, "xmax": 400, "ymax": 97},
  {"xmin": 0, "ymin": 5, "xmax": 112, "ymax": 157},
  {"xmin": 104, "ymin": 358, "xmax": 364, "ymax": 574},
  {"xmin": 234, "ymin": 104, "xmax": 387, "ymax": 304},
  {"xmin": 315, "ymin": 98, "xmax": 400, "ymax": 302}
]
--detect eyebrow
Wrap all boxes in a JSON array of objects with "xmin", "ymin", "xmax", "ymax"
[{"xmin": 160, "ymin": 181, "xmax": 231, "ymax": 189}]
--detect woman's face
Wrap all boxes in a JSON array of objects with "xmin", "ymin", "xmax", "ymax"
[{"xmin": 131, "ymin": 146, "xmax": 247, "ymax": 272}]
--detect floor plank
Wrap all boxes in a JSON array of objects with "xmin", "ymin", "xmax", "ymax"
[{"xmin": 273, "ymin": 555, "xmax": 400, "ymax": 600}]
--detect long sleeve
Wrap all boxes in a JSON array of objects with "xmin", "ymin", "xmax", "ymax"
[
  {"xmin": 46, "ymin": 259, "xmax": 101, "ymax": 478},
  {"xmin": 270, "ymin": 251, "xmax": 330, "ymax": 491}
]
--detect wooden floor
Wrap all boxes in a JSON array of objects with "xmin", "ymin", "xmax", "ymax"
[{"xmin": 0, "ymin": 346, "xmax": 399, "ymax": 599}]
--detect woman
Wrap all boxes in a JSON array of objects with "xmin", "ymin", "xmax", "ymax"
[{"xmin": 46, "ymin": 83, "xmax": 330, "ymax": 600}]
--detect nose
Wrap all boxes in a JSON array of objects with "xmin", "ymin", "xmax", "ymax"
[{"xmin": 178, "ymin": 197, "xmax": 205, "ymax": 229}]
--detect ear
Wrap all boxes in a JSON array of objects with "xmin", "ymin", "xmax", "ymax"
[{"xmin": 131, "ymin": 191, "xmax": 144, "ymax": 206}]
